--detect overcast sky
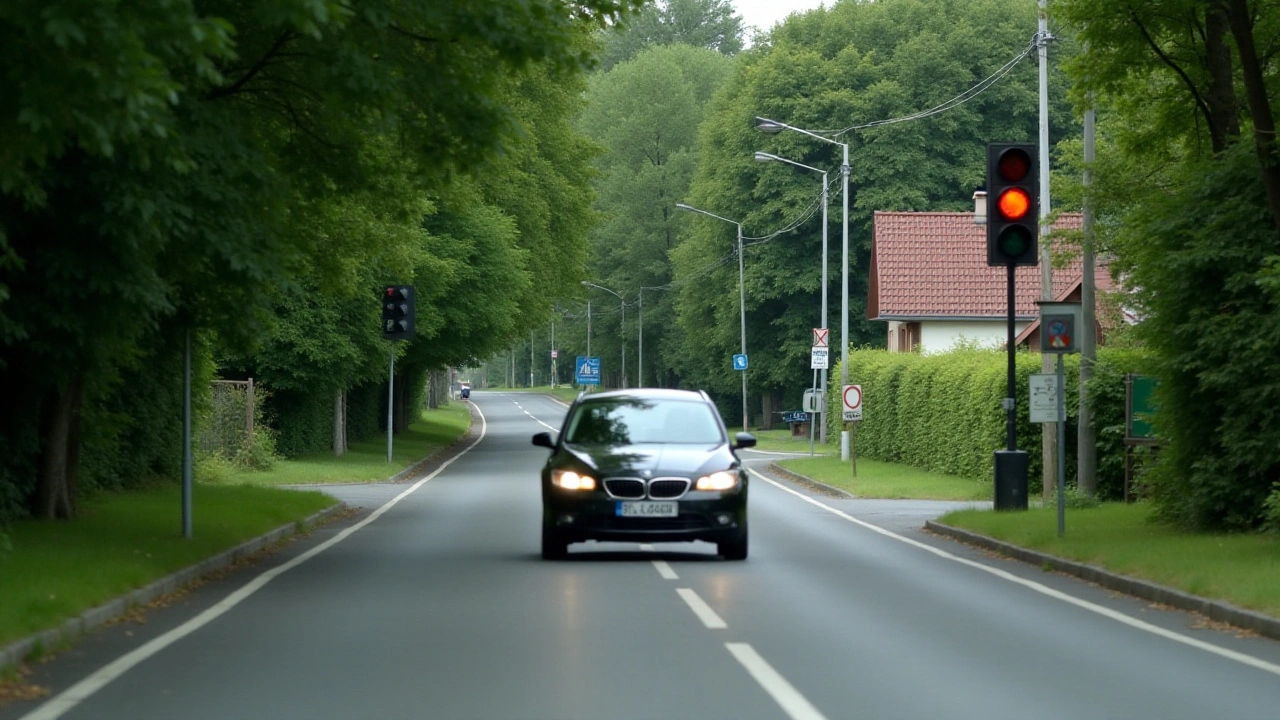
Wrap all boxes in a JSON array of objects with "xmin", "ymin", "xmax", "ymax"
[{"xmin": 732, "ymin": 0, "xmax": 830, "ymax": 37}]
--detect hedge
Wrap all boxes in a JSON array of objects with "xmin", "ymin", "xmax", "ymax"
[{"xmin": 826, "ymin": 347, "xmax": 1150, "ymax": 499}]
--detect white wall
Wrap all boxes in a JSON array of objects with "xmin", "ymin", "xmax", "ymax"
[{"xmin": 920, "ymin": 321, "xmax": 1031, "ymax": 354}]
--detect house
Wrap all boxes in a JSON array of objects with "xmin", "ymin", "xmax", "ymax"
[{"xmin": 867, "ymin": 211, "xmax": 1114, "ymax": 353}]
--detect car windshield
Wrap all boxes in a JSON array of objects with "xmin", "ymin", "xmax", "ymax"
[{"xmin": 563, "ymin": 398, "xmax": 723, "ymax": 445}]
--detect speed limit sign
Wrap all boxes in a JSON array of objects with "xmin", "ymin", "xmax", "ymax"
[{"xmin": 842, "ymin": 384, "xmax": 863, "ymax": 421}]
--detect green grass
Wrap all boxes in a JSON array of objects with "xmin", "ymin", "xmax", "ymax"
[
  {"xmin": 0, "ymin": 484, "xmax": 337, "ymax": 648},
  {"xmin": 776, "ymin": 455, "xmax": 991, "ymax": 501},
  {"xmin": 735, "ymin": 427, "xmax": 834, "ymax": 454},
  {"xmin": 938, "ymin": 503, "xmax": 1280, "ymax": 618},
  {"xmin": 213, "ymin": 404, "xmax": 472, "ymax": 486}
]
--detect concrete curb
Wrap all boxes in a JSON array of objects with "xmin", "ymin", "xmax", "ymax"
[
  {"xmin": 0, "ymin": 502, "xmax": 348, "ymax": 675},
  {"xmin": 925, "ymin": 520, "xmax": 1280, "ymax": 642},
  {"xmin": 767, "ymin": 462, "xmax": 856, "ymax": 499}
]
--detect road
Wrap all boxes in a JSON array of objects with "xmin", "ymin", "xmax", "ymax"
[{"xmin": 8, "ymin": 390, "xmax": 1280, "ymax": 719}]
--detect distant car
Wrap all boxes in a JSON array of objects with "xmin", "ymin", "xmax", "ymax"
[
  {"xmin": 460, "ymin": 383, "xmax": 470, "ymax": 399},
  {"xmin": 532, "ymin": 388, "xmax": 755, "ymax": 560}
]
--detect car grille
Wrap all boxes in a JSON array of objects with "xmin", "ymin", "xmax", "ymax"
[
  {"xmin": 647, "ymin": 478, "xmax": 690, "ymax": 499},
  {"xmin": 592, "ymin": 515, "xmax": 712, "ymax": 532},
  {"xmin": 604, "ymin": 478, "xmax": 645, "ymax": 499}
]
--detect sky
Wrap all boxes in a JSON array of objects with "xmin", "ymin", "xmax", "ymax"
[{"xmin": 732, "ymin": 0, "xmax": 830, "ymax": 37}]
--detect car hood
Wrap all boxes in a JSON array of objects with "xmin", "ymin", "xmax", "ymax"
[{"xmin": 563, "ymin": 442, "xmax": 728, "ymax": 477}]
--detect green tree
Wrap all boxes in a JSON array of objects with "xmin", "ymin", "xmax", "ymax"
[
  {"xmin": 596, "ymin": 0, "xmax": 743, "ymax": 70},
  {"xmin": 578, "ymin": 44, "xmax": 736, "ymax": 387},
  {"xmin": 671, "ymin": 0, "xmax": 1074, "ymax": 417}
]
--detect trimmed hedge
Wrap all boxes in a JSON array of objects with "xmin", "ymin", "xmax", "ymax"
[{"xmin": 826, "ymin": 347, "xmax": 1149, "ymax": 499}]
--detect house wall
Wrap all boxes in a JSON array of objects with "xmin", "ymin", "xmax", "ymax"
[{"xmin": 919, "ymin": 320, "xmax": 1031, "ymax": 353}]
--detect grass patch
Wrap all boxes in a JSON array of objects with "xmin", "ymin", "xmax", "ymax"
[
  {"xmin": 0, "ymin": 484, "xmax": 337, "ymax": 648},
  {"xmin": 735, "ymin": 427, "xmax": 833, "ymax": 454},
  {"xmin": 776, "ymin": 455, "xmax": 990, "ymax": 501},
  {"xmin": 938, "ymin": 503, "xmax": 1280, "ymax": 617},
  {"xmin": 214, "ymin": 404, "xmax": 471, "ymax": 486}
]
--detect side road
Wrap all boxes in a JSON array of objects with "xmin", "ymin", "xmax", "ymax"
[
  {"xmin": 766, "ymin": 460, "xmax": 1280, "ymax": 643},
  {"xmin": 0, "ymin": 404, "xmax": 479, "ymax": 677}
]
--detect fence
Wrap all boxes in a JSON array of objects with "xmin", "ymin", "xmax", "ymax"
[{"xmin": 198, "ymin": 379, "xmax": 256, "ymax": 458}]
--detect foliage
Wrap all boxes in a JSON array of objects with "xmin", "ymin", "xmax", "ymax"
[
  {"xmin": 838, "ymin": 347, "xmax": 1149, "ymax": 499},
  {"xmin": 596, "ymin": 0, "xmax": 743, "ymax": 71},
  {"xmin": 575, "ymin": 43, "xmax": 737, "ymax": 388},
  {"xmin": 671, "ymin": 0, "xmax": 1076, "ymax": 409}
]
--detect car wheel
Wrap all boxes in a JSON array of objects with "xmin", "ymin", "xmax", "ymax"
[
  {"xmin": 541, "ymin": 526, "xmax": 568, "ymax": 560},
  {"xmin": 718, "ymin": 530, "xmax": 748, "ymax": 561}
]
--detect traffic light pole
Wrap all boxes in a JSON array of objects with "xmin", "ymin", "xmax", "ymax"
[
  {"xmin": 1006, "ymin": 263, "xmax": 1017, "ymax": 451},
  {"xmin": 387, "ymin": 346, "xmax": 394, "ymax": 464},
  {"xmin": 994, "ymin": 262, "xmax": 1029, "ymax": 510}
]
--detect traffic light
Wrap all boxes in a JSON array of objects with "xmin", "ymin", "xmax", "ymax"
[
  {"xmin": 986, "ymin": 143, "xmax": 1038, "ymax": 266},
  {"xmin": 382, "ymin": 285, "xmax": 415, "ymax": 341}
]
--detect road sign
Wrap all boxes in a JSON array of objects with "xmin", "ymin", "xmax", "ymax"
[
  {"xmin": 733, "ymin": 354, "xmax": 748, "ymax": 371},
  {"xmin": 551, "ymin": 350, "xmax": 558, "ymax": 359},
  {"xmin": 1029, "ymin": 373, "xmax": 1059, "ymax": 423},
  {"xmin": 810, "ymin": 347, "xmax": 829, "ymax": 370},
  {"xmin": 842, "ymin": 384, "xmax": 863, "ymax": 421},
  {"xmin": 812, "ymin": 328, "xmax": 829, "ymax": 348},
  {"xmin": 781, "ymin": 411, "xmax": 809, "ymax": 424},
  {"xmin": 575, "ymin": 356, "xmax": 601, "ymax": 385},
  {"xmin": 803, "ymin": 389, "xmax": 822, "ymax": 414}
]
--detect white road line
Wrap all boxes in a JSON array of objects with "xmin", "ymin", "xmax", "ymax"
[
  {"xmin": 677, "ymin": 588, "xmax": 726, "ymax": 629},
  {"xmin": 20, "ymin": 409, "xmax": 492, "ymax": 720},
  {"xmin": 638, "ymin": 543, "xmax": 654, "ymax": 551},
  {"xmin": 652, "ymin": 560, "xmax": 678, "ymax": 580},
  {"xmin": 749, "ymin": 468, "xmax": 1280, "ymax": 679},
  {"xmin": 726, "ymin": 643, "xmax": 829, "ymax": 720}
]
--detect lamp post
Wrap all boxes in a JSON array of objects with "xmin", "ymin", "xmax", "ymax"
[
  {"xmin": 754, "ymin": 150, "xmax": 829, "ymax": 445},
  {"xmin": 755, "ymin": 116, "xmax": 851, "ymax": 460},
  {"xmin": 675, "ymin": 202, "xmax": 749, "ymax": 433},
  {"xmin": 638, "ymin": 285, "xmax": 665, "ymax": 388},
  {"xmin": 582, "ymin": 281, "xmax": 627, "ymax": 388}
]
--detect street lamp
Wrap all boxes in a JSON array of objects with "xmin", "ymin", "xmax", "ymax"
[
  {"xmin": 582, "ymin": 281, "xmax": 627, "ymax": 388},
  {"xmin": 756, "ymin": 116, "xmax": 852, "ymax": 460},
  {"xmin": 638, "ymin": 285, "xmax": 665, "ymax": 388},
  {"xmin": 754, "ymin": 150, "xmax": 829, "ymax": 445},
  {"xmin": 675, "ymin": 202, "xmax": 749, "ymax": 433}
]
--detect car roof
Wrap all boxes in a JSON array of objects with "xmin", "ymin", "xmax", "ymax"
[{"xmin": 574, "ymin": 388, "xmax": 710, "ymax": 403}]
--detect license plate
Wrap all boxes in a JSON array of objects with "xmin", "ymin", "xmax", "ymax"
[{"xmin": 616, "ymin": 501, "xmax": 678, "ymax": 518}]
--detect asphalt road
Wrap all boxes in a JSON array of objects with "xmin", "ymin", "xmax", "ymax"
[{"xmin": 8, "ymin": 390, "xmax": 1280, "ymax": 720}]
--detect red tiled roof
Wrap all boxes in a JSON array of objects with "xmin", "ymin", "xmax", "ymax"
[{"xmin": 869, "ymin": 211, "xmax": 1094, "ymax": 320}]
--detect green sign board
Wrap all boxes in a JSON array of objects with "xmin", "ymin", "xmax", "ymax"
[{"xmin": 1126, "ymin": 374, "xmax": 1158, "ymax": 441}]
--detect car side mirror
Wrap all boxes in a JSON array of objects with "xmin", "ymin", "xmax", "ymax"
[
  {"xmin": 532, "ymin": 432, "xmax": 555, "ymax": 449},
  {"xmin": 732, "ymin": 432, "xmax": 756, "ymax": 450}
]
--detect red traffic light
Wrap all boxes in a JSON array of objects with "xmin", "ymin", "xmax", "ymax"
[{"xmin": 997, "ymin": 187, "xmax": 1031, "ymax": 221}]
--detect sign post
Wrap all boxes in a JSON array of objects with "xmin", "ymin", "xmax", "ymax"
[{"xmin": 1038, "ymin": 300, "xmax": 1082, "ymax": 537}]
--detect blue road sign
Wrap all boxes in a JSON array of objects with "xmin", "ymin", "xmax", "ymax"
[
  {"xmin": 575, "ymin": 356, "xmax": 601, "ymax": 385},
  {"xmin": 732, "ymin": 353, "xmax": 748, "ymax": 371}
]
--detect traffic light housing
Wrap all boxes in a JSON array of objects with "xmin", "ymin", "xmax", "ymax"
[
  {"xmin": 986, "ymin": 143, "xmax": 1039, "ymax": 266},
  {"xmin": 382, "ymin": 285, "xmax": 415, "ymax": 341}
]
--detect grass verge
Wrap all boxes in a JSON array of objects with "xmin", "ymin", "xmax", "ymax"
[
  {"xmin": 0, "ymin": 484, "xmax": 337, "ymax": 649},
  {"xmin": 938, "ymin": 503, "xmax": 1280, "ymax": 618},
  {"xmin": 735, "ymin": 427, "xmax": 834, "ymax": 454},
  {"xmin": 211, "ymin": 403, "xmax": 472, "ymax": 485},
  {"xmin": 776, "ymin": 455, "xmax": 990, "ymax": 501}
]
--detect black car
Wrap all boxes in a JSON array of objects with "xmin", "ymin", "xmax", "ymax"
[{"xmin": 532, "ymin": 388, "xmax": 755, "ymax": 560}]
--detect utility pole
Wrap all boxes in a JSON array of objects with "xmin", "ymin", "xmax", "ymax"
[
  {"xmin": 1078, "ymin": 101, "xmax": 1098, "ymax": 495},
  {"xmin": 1038, "ymin": 0, "xmax": 1056, "ymax": 504}
]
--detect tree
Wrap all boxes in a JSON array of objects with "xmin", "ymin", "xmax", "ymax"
[
  {"xmin": 671, "ymin": 0, "xmax": 1074, "ymax": 416},
  {"xmin": 596, "ymin": 0, "xmax": 743, "ymax": 70},
  {"xmin": 1056, "ymin": 0, "xmax": 1280, "ymax": 530}
]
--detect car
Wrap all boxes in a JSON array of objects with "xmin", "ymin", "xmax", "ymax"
[
  {"xmin": 459, "ymin": 382, "xmax": 470, "ymax": 399},
  {"xmin": 532, "ymin": 388, "xmax": 755, "ymax": 561}
]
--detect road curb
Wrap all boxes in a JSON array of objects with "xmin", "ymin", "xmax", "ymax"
[
  {"xmin": 767, "ymin": 462, "xmax": 856, "ymax": 499},
  {"xmin": 924, "ymin": 520, "xmax": 1280, "ymax": 642},
  {"xmin": 0, "ymin": 502, "xmax": 348, "ymax": 675}
]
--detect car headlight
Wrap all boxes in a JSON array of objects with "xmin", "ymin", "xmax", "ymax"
[
  {"xmin": 551, "ymin": 469, "xmax": 596, "ymax": 491},
  {"xmin": 695, "ymin": 470, "xmax": 738, "ymax": 491}
]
